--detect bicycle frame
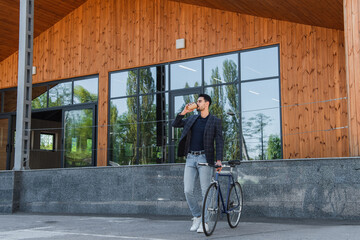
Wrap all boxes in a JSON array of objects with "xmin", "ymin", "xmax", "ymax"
[{"xmin": 212, "ymin": 169, "xmax": 241, "ymax": 214}]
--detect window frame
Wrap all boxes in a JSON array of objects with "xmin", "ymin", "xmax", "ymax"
[
  {"xmin": 39, "ymin": 132, "xmax": 56, "ymax": 151},
  {"xmin": 108, "ymin": 44, "xmax": 282, "ymax": 164}
]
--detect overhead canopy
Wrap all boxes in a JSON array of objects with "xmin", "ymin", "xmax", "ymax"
[
  {"xmin": 0, "ymin": 0, "xmax": 87, "ymax": 62},
  {"xmin": 0, "ymin": 0, "xmax": 344, "ymax": 63}
]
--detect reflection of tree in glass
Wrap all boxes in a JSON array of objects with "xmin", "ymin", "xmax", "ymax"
[
  {"xmin": 139, "ymin": 69, "xmax": 156, "ymax": 164},
  {"xmin": 209, "ymin": 67, "xmax": 229, "ymax": 159},
  {"xmin": 49, "ymin": 83, "xmax": 72, "ymax": 107},
  {"xmin": 64, "ymin": 109, "xmax": 93, "ymax": 167},
  {"xmin": 207, "ymin": 59, "xmax": 244, "ymax": 160},
  {"xmin": 32, "ymin": 92, "xmax": 47, "ymax": 109},
  {"xmin": 243, "ymin": 113, "xmax": 271, "ymax": 160},
  {"xmin": 74, "ymin": 85, "xmax": 98, "ymax": 103},
  {"xmin": 125, "ymin": 71, "xmax": 138, "ymax": 164},
  {"xmin": 267, "ymin": 134, "xmax": 281, "ymax": 159},
  {"xmin": 40, "ymin": 134, "xmax": 53, "ymax": 150}
]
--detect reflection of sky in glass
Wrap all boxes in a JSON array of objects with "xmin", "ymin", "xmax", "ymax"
[
  {"xmin": 241, "ymin": 46, "xmax": 279, "ymax": 80},
  {"xmin": 73, "ymin": 77, "xmax": 98, "ymax": 104},
  {"xmin": 170, "ymin": 60, "xmax": 201, "ymax": 90},
  {"xmin": 110, "ymin": 98, "xmax": 134, "ymax": 116},
  {"xmin": 111, "ymin": 71, "xmax": 132, "ymax": 98},
  {"xmin": 241, "ymin": 78, "xmax": 281, "ymax": 159},
  {"xmin": 204, "ymin": 54, "xmax": 238, "ymax": 85},
  {"xmin": 74, "ymin": 77, "xmax": 98, "ymax": 95},
  {"xmin": 241, "ymin": 79, "xmax": 280, "ymax": 112}
]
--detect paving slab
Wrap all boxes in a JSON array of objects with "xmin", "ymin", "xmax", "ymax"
[{"xmin": 0, "ymin": 214, "xmax": 359, "ymax": 240}]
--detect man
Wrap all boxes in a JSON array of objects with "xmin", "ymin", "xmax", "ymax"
[{"xmin": 172, "ymin": 94, "xmax": 224, "ymax": 233}]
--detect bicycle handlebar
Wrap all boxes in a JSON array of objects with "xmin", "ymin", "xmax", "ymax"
[{"xmin": 198, "ymin": 160, "xmax": 241, "ymax": 168}]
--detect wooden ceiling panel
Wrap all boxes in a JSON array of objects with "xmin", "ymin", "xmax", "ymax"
[
  {"xmin": 172, "ymin": 0, "xmax": 344, "ymax": 30},
  {"xmin": 0, "ymin": 0, "xmax": 87, "ymax": 62}
]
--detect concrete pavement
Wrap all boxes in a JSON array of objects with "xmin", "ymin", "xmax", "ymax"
[{"xmin": 0, "ymin": 214, "xmax": 359, "ymax": 240}]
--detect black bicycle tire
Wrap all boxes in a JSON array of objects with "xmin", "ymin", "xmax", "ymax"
[
  {"xmin": 226, "ymin": 182, "xmax": 243, "ymax": 228},
  {"xmin": 202, "ymin": 183, "xmax": 220, "ymax": 236}
]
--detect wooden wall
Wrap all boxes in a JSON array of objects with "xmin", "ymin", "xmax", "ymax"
[
  {"xmin": 0, "ymin": 0, "xmax": 348, "ymax": 161},
  {"xmin": 344, "ymin": 0, "xmax": 360, "ymax": 156}
]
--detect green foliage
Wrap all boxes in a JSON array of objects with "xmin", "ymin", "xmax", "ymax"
[
  {"xmin": 64, "ymin": 108, "xmax": 93, "ymax": 167},
  {"xmin": 74, "ymin": 85, "xmax": 98, "ymax": 103},
  {"xmin": 267, "ymin": 134, "xmax": 281, "ymax": 159},
  {"xmin": 32, "ymin": 92, "xmax": 47, "ymax": 109}
]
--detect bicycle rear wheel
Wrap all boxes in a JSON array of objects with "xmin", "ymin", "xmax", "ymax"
[
  {"xmin": 227, "ymin": 182, "xmax": 243, "ymax": 228},
  {"xmin": 202, "ymin": 183, "xmax": 220, "ymax": 236}
]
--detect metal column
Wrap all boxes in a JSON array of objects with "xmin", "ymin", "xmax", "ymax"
[{"xmin": 14, "ymin": 0, "xmax": 34, "ymax": 170}]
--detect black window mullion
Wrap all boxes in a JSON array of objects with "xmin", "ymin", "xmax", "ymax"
[
  {"xmin": 201, "ymin": 58, "xmax": 204, "ymax": 93},
  {"xmin": 238, "ymin": 52, "xmax": 243, "ymax": 160},
  {"xmin": 136, "ymin": 69, "xmax": 140, "ymax": 165}
]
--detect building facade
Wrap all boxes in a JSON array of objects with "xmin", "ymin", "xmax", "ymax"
[{"xmin": 0, "ymin": 0, "xmax": 359, "ymax": 170}]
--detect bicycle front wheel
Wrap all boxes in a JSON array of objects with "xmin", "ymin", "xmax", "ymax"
[
  {"xmin": 227, "ymin": 182, "xmax": 243, "ymax": 228},
  {"xmin": 202, "ymin": 183, "xmax": 220, "ymax": 236}
]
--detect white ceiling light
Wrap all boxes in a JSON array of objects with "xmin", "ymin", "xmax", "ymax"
[
  {"xmin": 179, "ymin": 65, "xmax": 196, "ymax": 72},
  {"xmin": 249, "ymin": 90, "xmax": 260, "ymax": 95},
  {"xmin": 213, "ymin": 77, "xmax": 225, "ymax": 83}
]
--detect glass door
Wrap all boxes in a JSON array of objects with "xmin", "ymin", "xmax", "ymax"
[
  {"xmin": 169, "ymin": 88, "xmax": 201, "ymax": 163},
  {"xmin": 62, "ymin": 105, "xmax": 96, "ymax": 167},
  {"xmin": 0, "ymin": 116, "xmax": 10, "ymax": 170}
]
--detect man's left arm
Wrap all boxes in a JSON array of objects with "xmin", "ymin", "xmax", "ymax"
[{"xmin": 215, "ymin": 118, "xmax": 224, "ymax": 167}]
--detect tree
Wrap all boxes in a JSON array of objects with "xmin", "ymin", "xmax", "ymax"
[
  {"xmin": 139, "ymin": 68, "xmax": 156, "ymax": 164},
  {"xmin": 243, "ymin": 113, "xmax": 271, "ymax": 160},
  {"xmin": 267, "ymin": 134, "xmax": 281, "ymax": 159},
  {"xmin": 208, "ymin": 67, "xmax": 229, "ymax": 159}
]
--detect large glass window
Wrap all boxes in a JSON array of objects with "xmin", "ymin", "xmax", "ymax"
[
  {"xmin": 30, "ymin": 75, "xmax": 98, "ymax": 110},
  {"xmin": 241, "ymin": 46, "xmax": 281, "ymax": 160},
  {"xmin": 109, "ymin": 45, "xmax": 281, "ymax": 164},
  {"xmin": 109, "ymin": 67, "xmax": 168, "ymax": 165}
]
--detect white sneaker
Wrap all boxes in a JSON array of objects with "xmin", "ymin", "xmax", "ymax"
[
  {"xmin": 197, "ymin": 222, "xmax": 209, "ymax": 233},
  {"xmin": 190, "ymin": 217, "xmax": 202, "ymax": 231}
]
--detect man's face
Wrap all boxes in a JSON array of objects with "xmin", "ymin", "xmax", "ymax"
[{"xmin": 196, "ymin": 97, "xmax": 208, "ymax": 111}]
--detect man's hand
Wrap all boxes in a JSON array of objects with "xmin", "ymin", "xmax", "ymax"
[
  {"xmin": 180, "ymin": 103, "xmax": 196, "ymax": 115},
  {"xmin": 215, "ymin": 160, "xmax": 222, "ymax": 172}
]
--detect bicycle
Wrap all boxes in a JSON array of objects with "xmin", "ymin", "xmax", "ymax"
[{"xmin": 198, "ymin": 160, "xmax": 243, "ymax": 236}]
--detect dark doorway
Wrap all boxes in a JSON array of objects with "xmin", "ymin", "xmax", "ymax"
[{"xmin": 30, "ymin": 109, "xmax": 62, "ymax": 169}]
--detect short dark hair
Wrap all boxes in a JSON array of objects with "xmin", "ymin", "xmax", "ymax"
[{"xmin": 199, "ymin": 94, "xmax": 212, "ymax": 107}]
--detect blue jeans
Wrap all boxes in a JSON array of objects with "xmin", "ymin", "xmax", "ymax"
[{"xmin": 184, "ymin": 153, "xmax": 213, "ymax": 218}]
